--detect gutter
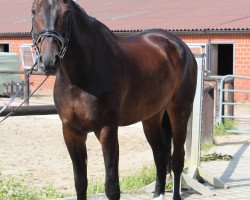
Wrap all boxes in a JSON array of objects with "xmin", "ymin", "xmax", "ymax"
[
  {"xmin": 114, "ymin": 29, "xmax": 250, "ymax": 36},
  {"xmin": 170, "ymin": 29, "xmax": 250, "ymax": 35},
  {"xmin": 1, "ymin": 29, "xmax": 250, "ymax": 37},
  {"xmin": 0, "ymin": 32, "xmax": 30, "ymax": 37}
]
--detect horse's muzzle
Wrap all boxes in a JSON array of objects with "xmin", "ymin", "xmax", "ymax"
[
  {"xmin": 39, "ymin": 54, "xmax": 60, "ymax": 75},
  {"xmin": 44, "ymin": 67, "xmax": 59, "ymax": 76}
]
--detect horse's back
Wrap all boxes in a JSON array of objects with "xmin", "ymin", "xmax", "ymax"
[
  {"xmin": 117, "ymin": 29, "xmax": 196, "ymax": 89},
  {"xmin": 116, "ymin": 29, "xmax": 197, "ymax": 125},
  {"xmin": 118, "ymin": 29, "xmax": 190, "ymax": 60}
]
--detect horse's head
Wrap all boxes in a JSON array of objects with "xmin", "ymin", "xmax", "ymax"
[{"xmin": 31, "ymin": 0, "xmax": 71, "ymax": 75}]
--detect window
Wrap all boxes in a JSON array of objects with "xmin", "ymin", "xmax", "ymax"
[
  {"xmin": 0, "ymin": 43, "xmax": 9, "ymax": 52},
  {"xmin": 20, "ymin": 44, "xmax": 36, "ymax": 70}
]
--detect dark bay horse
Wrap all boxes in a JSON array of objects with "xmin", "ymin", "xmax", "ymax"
[{"xmin": 31, "ymin": 0, "xmax": 197, "ymax": 199}]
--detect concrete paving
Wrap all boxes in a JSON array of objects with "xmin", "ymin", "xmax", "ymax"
[{"xmin": 181, "ymin": 139, "xmax": 250, "ymax": 200}]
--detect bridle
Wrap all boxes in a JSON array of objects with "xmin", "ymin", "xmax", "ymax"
[
  {"xmin": 33, "ymin": 29, "xmax": 69, "ymax": 58},
  {"xmin": 31, "ymin": 4, "xmax": 71, "ymax": 59}
]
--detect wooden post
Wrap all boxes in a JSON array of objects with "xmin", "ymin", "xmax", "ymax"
[
  {"xmin": 23, "ymin": 70, "xmax": 30, "ymax": 106},
  {"xmin": 215, "ymin": 80, "xmax": 221, "ymax": 123},
  {"xmin": 227, "ymin": 81, "xmax": 234, "ymax": 118},
  {"xmin": 201, "ymin": 85, "xmax": 214, "ymax": 143},
  {"xmin": 0, "ymin": 105, "xmax": 57, "ymax": 116}
]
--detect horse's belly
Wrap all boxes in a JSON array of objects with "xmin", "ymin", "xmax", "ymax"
[{"xmin": 118, "ymin": 91, "xmax": 169, "ymax": 126}]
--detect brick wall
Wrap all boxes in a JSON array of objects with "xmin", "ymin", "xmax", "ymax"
[
  {"xmin": 178, "ymin": 34, "xmax": 250, "ymax": 102},
  {"xmin": 0, "ymin": 36, "xmax": 55, "ymax": 92},
  {"xmin": 1, "ymin": 33, "xmax": 250, "ymax": 101}
]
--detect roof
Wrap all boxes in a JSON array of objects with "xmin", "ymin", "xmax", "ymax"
[{"xmin": 1, "ymin": 0, "xmax": 250, "ymax": 35}]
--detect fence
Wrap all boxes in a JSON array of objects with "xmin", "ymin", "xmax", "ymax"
[
  {"xmin": 0, "ymin": 53, "xmax": 22, "ymax": 97},
  {"xmin": 0, "ymin": 70, "xmax": 49, "ymax": 105},
  {"xmin": 219, "ymin": 75, "xmax": 250, "ymax": 133}
]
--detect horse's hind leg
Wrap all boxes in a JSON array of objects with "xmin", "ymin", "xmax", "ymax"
[
  {"xmin": 63, "ymin": 125, "xmax": 88, "ymax": 200},
  {"xmin": 167, "ymin": 104, "xmax": 192, "ymax": 200},
  {"xmin": 142, "ymin": 111, "xmax": 172, "ymax": 199}
]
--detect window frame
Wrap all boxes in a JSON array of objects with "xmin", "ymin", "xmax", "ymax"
[{"xmin": 20, "ymin": 44, "xmax": 36, "ymax": 70}]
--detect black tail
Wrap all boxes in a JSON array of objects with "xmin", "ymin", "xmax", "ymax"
[{"xmin": 162, "ymin": 111, "xmax": 172, "ymax": 174}]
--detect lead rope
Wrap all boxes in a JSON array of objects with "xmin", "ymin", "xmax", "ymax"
[{"xmin": 0, "ymin": 60, "xmax": 49, "ymax": 123}]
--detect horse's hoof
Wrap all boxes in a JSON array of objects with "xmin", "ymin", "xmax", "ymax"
[
  {"xmin": 153, "ymin": 194, "xmax": 165, "ymax": 200},
  {"xmin": 172, "ymin": 196, "xmax": 182, "ymax": 200},
  {"xmin": 172, "ymin": 194, "xmax": 182, "ymax": 200}
]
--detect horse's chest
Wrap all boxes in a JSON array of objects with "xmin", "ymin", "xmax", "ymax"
[
  {"xmin": 75, "ymin": 102, "xmax": 99, "ymax": 126},
  {"xmin": 57, "ymin": 94, "xmax": 103, "ymax": 132}
]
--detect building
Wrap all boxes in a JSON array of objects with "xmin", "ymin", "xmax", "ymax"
[{"xmin": 0, "ymin": 0, "xmax": 250, "ymax": 101}]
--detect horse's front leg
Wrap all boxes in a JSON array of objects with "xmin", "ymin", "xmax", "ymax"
[
  {"xmin": 95, "ymin": 125, "xmax": 120, "ymax": 200},
  {"xmin": 63, "ymin": 125, "xmax": 88, "ymax": 200}
]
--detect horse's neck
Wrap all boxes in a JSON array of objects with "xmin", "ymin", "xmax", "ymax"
[
  {"xmin": 60, "ymin": 5, "xmax": 117, "ymax": 85},
  {"xmin": 61, "ymin": 7, "xmax": 95, "ymax": 73}
]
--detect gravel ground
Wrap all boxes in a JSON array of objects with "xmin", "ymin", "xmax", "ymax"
[{"xmin": 0, "ymin": 90, "xmax": 249, "ymax": 197}]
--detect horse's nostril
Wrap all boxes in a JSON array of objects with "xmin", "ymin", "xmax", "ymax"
[{"xmin": 39, "ymin": 56, "xmax": 43, "ymax": 63}]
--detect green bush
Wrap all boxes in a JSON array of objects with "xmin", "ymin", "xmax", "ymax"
[
  {"xmin": 87, "ymin": 165, "xmax": 174, "ymax": 194},
  {"xmin": 201, "ymin": 142, "xmax": 215, "ymax": 154},
  {"xmin": 0, "ymin": 170, "xmax": 63, "ymax": 200},
  {"xmin": 201, "ymin": 152, "xmax": 233, "ymax": 162},
  {"xmin": 87, "ymin": 179, "xmax": 104, "ymax": 195},
  {"xmin": 87, "ymin": 165, "xmax": 157, "ymax": 195},
  {"xmin": 213, "ymin": 120, "xmax": 236, "ymax": 136},
  {"xmin": 120, "ymin": 165, "xmax": 156, "ymax": 193}
]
